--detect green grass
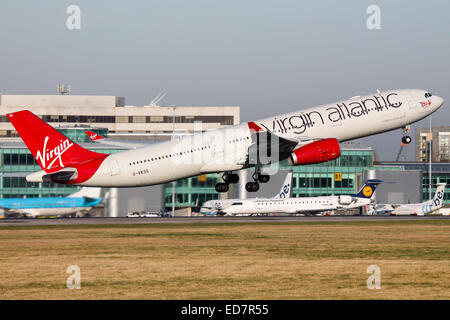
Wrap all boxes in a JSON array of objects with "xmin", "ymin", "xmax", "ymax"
[{"xmin": 1, "ymin": 220, "xmax": 450, "ymax": 299}]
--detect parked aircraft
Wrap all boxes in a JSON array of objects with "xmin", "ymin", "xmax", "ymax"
[
  {"xmin": 369, "ymin": 183, "xmax": 446, "ymax": 216},
  {"xmin": 205, "ymin": 179, "xmax": 381, "ymax": 216},
  {"xmin": 200, "ymin": 172, "xmax": 293, "ymax": 215},
  {"xmin": 0, "ymin": 187, "xmax": 102, "ymax": 218},
  {"xmin": 85, "ymin": 130, "xmax": 146, "ymax": 149},
  {"xmin": 7, "ymin": 89, "xmax": 443, "ymax": 192}
]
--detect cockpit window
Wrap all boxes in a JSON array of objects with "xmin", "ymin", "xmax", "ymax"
[
  {"xmin": 425, "ymin": 92, "xmax": 433, "ymax": 98},
  {"xmin": 231, "ymin": 202, "xmax": 243, "ymax": 206}
]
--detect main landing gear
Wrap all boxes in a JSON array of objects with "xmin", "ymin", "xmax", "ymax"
[
  {"xmin": 214, "ymin": 168, "xmax": 272, "ymax": 193},
  {"xmin": 245, "ymin": 165, "xmax": 270, "ymax": 193},
  {"xmin": 215, "ymin": 172, "xmax": 239, "ymax": 193},
  {"xmin": 401, "ymin": 125, "xmax": 412, "ymax": 144},
  {"xmin": 396, "ymin": 125, "xmax": 412, "ymax": 161}
]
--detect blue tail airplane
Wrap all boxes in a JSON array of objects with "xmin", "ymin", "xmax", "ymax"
[{"xmin": 0, "ymin": 187, "xmax": 102, "ymax": 218}]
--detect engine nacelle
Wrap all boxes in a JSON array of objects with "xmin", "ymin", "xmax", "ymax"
[
  {"xmin": 338, "ymin": 195, "xmax": 353, "ymax": 205},
  {"xmin": 288, "ymin": 138, "xmax": 340, "ymax": 166}
]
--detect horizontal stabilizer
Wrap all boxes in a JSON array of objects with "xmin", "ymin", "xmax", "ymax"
[{"xmin": 26, "ymin": 168, "xmax": 78, "ymax": 183}]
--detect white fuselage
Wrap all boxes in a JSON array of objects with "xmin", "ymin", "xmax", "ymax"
[
  {"xmin": 380, "ymin": 201, "xmax": 440, "ymax": 216},
  {"xmin": 374, "ymin": 183, "xmax": 446, "ymax": 216},
  {"xmin": 203, "ymin": 195, "xmax": 371, "ymax": 216},
  {"xmin": 8, "ymin": 207, "xmax": 89, "ymax": 218},
  {"xmin": 79, "ymin": 89, "xmax": 443, "ymax": 187}
]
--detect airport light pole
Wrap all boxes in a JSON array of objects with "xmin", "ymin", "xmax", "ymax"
[
  {"xmin": 429, "ymin": 116, "xmax": 432, "ymax": 200},
  {"xmin": 172, "ymin": 106, "xmax": 176, "ymax": 217}
]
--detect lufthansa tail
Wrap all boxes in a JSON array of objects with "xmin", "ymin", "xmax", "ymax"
[
  {"xmin": 7, "ymin": 110, "xmax": 108, "ymax": 183},
  {"xmin": 353, "ymin": 179, "xmax": 383, "ymax": 199}
]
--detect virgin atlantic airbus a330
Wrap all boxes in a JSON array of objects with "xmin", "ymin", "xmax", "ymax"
[{"xmin": 7, "ymin": 89, "xmax": 443, "ymax": 192}]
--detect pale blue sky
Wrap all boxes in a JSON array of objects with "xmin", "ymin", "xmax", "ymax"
[{"xmin": 0, "ymin": 0, "xmax": 449, "ymax": 160}]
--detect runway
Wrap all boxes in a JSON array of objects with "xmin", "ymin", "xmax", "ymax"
[{"xmin": 0, "ymin": 215, "xmax": 449, "ymax": 226}]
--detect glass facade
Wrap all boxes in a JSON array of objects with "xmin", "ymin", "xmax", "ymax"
[
  {"xmin": 164, "ymin": 174, "xmax": 221, "ymax": 207},
  {"xmin": 57, "ymin": 127, "xmax": 108, "ymax": 143}
]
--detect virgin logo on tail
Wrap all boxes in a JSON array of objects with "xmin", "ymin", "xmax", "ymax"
[{"xmin": 35, "ymin": 136, "xmax": 74, "ymax": 170}]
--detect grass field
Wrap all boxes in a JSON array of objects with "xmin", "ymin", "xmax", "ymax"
[{"xmin": 0, "ymin": 220, "xmax": 450, "ymax": 299}]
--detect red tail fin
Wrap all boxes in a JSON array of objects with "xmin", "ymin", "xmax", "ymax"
[
  {"xmin": 85, "ymin": 130, "xmax": 105, "ymax": 142},
  {"xmin": 7, "ymin": 111, "xmax": 106, "ymax": 173}
]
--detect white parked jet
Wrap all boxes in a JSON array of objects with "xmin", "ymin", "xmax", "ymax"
[
  {"xmin": 200, "ymin": 172, "xmax": 293, "ymax": 215},
  {"xmin": 7, "ymin": 89, "xmax": 443, "ymax": 192},
  {"xmin": 369, "ymin": 183, "xmax": 446, "ymax": 216},
  {"xmin": 208, "ymin": 179, "xmax": 382, "ymax": 216}
]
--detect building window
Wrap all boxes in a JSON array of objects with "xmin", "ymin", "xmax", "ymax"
[
  {"xmin": 116, "ymin": 116, "xmax": 128, "ymax": 123},
  {"xmin": 150, "ymin": 116, "xmax": 164, "ymax": 122}
]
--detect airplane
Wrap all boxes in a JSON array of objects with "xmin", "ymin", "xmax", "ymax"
[
  {"xmin": 200, "ymin": 172, "xmax": 293, "ymax": 215},
  {"xmin": 84, "ymin": 130, "xmax": 147, "ymax": 149},
  {"xmin": 6, "ymin": 89, "xmax": 444, "ymax": 193},
  {"xmin": 369, "ymin": 183, "xmax": 446, "ymax": 216},
  {"xmin": 0, "ymin": 187, "xmax": 102, "ymax": 218},
  {"xmin": 84, "ymin": 129, "xmax": 191, "ymax": 149},
  {"xmin": 206, "ymin": 179, "xmax": 382, "ymax": 216}
]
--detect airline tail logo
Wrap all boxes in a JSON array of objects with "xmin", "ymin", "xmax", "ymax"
[
  {"xmin": 362, "ymin": 186, "xmax": 374, "ymax": 197},
  {"xmin": 85, "ymin": 130, "xmax": 104, "ymax": 141},
  {"xmin": 35, "ymin": 136, "xmax": 74, "ymax": 170},
  {"xmin": 279, "ymin": 183, "xmax": 290, "ymax": 198},
  {"xmin": 433, "ymin": 189, "xmax": 444, "ymax": 207},
  {"xmin": 355, "ymin": 179, "xmax": 382, "ymax": 198}
]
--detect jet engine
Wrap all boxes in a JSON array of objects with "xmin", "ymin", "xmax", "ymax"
[
  {"xmin": 338, "ymin": 195, "xmax": 353, "ymax": 205},
  {"xmin": 288, "ymin": 138, "xmax": 340, "ymax": 166}
]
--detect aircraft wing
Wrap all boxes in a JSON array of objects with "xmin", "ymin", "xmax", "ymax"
[{"xmin": 244, "ymin": 122, "xmax": 300, "ymax": 165}]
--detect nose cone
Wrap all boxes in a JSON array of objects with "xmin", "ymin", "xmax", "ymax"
[{"xmin": 434, "ymin": 95, "xmax": 444, "ymax": 110}]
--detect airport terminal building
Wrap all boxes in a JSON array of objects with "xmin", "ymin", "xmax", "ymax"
[{"xmin": 0, "ymin": 94, "xmax": 240, "ymax": 138}]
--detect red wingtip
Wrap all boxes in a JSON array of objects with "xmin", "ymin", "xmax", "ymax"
[{"xmin": 248, "ymin": 121, "xmax": 263, "ymax": 133}]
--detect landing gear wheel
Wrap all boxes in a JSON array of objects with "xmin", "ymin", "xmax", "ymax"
[
  {"xmin": 245, "ymin": 181, "xmax": 260, "ymax": 192},
  {"xmin": 215, "ymin": 182, "xmax": 229, "ymax": 193},
  {"xmin": 401, "ymin": 136, "xmax": 412, "ymax": 144},
  {"xmin": 222, "ymin": 172, "xmax": 239, "ymax": 184},
  {"xmin": 259, "ymin": 174, "xmax": 270, "ymax": 183},
  {"xmin": 252, "ymin": 172, "xmax": 270, "ymax": 183}
]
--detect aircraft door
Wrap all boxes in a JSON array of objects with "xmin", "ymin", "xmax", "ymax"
[
  {"xmin": 108, "ymin": 159, "xmax": 121, "ymax": 176},
  {"xmin": 403, "ymin": 93, "xmax": 417, "ymax": 110}
]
